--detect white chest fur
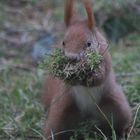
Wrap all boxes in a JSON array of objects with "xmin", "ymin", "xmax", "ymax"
[{"xmin": 72, "ymin": 85, "xmax": 104, "ymax": 114}]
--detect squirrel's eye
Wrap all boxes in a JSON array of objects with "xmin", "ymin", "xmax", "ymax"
[
  {"xmin": 62, "ymin": 41, "xmax": 65, "ymax": 46},
  {"xmin": 87, "ymin": 42, "xmax": 91, "ymax": 47}
]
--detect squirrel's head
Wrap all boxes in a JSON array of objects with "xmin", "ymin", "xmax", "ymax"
[{"xmin": 62, "ymin": 0, "xmax": 108, "ymax": 60}]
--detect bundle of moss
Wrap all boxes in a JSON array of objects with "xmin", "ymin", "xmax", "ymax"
[{"xmin": 40, "ymin": 48, "xmax": 103, "ymax": 85}]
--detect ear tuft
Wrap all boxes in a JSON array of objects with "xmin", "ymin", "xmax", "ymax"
[
  {"xmin": 83, "ymin": 0, "xmax": 96, "ymax": 30},
  {"xmin": 64, "ymin": 0, "xmax": 74, "ymax": 27}
]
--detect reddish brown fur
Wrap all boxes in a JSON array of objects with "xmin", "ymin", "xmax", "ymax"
[
  {"xmin": 83, "ymin": 0, "xmax": 96, "ymax": 30},
  {"xmin": 64, "ymin": 0, "xmax": 74, "ymax": 27},
  {"xmin": 42, "ymin": 0, "xmax": 132, "ymax": 139}
]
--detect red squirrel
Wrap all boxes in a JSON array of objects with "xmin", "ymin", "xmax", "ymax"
[{"xmin": 42, "ymin": 0, "xmax": 132, "ymax": 139}]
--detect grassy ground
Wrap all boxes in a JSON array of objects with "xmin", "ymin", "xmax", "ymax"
[
  {"xmin": 0, "ymin": 1, "xmax": 140, "ymax": 140},
  {"xmin": 0, "ymin": 35, "xmax": 140, "ymax": 140}
]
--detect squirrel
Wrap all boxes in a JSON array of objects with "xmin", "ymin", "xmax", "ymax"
[{"xmin": 42, "ymin": 0, "xmax": 132, "ymax": 139}]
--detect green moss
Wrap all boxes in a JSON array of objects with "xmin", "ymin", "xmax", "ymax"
[{"xmin": 40, "ymin": 48, "xmax": 102, "ymax": 85}]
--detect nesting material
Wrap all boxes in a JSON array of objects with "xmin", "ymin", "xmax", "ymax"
[{"xmin": 40, "ymin": 48, "xmax": 103, "ymax": 85}]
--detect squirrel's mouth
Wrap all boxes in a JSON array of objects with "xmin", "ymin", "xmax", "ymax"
[{"xmin": 64, "ymin": 51, "xmax": 83, "ymax": 61}]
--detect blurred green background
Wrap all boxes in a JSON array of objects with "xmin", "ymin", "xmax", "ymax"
[{"xmin": 0, "ymin": 0, "xmax": 140, "ymax": 139}]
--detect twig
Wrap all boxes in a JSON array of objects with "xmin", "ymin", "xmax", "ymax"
[
  {"xmin": 47, "ymin": 129, "xmax": 75, "ymax": 140},
  {"xmin": 50, "ymin": 129, "xmax": 55, "ymax": 140},
  {"xmin": 0, "ymin": 64, "xmax": 34, "ymax": 72},
  {"xmin": 31, "ymin": 128, "xmax": 46, "ymax": 140},
  {"xmin": 116, "ymin": 71, "xmax": 140, "ymax": 77},
  {"xmin": 127, "ymin": 103, "xmax": 140, "ymax": 140},
  {"xmin": 95, "ymin": 125, "xmax": 108, "ymax": 140},
  {"xmin": 86, "ymin": 89, "xmax": 112, "ymax": 129}
]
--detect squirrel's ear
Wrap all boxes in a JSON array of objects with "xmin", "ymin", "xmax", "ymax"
[
  {"xmin": 64, "ymin": 0, "xmax": 74, "ymax": 27},
  {"xmin": 83, "ymin": 0, "xmax": 96, "ymax": 30}
]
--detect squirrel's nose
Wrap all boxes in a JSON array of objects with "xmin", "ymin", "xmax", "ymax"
[{"xmin": 64, "ymin": 51, "xmax": 80, "ymax": 60}]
